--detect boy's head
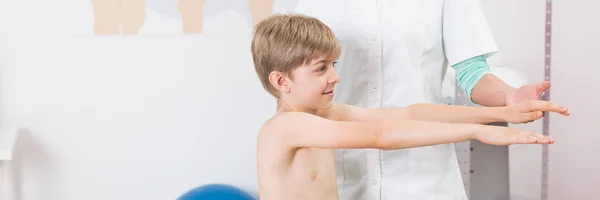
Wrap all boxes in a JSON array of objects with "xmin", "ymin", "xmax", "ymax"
[{"xmin": 251, "ymin": 14, "xmax": 341, "ymax": 110}]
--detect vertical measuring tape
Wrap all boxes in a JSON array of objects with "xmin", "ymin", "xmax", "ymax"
[
  {"xmin": 541, "ymin": 0, "xmax": 552, "ymax": 199},
  {"xmin": 454, "ymin": 88, "xmax": 472, "ymax": 199}
]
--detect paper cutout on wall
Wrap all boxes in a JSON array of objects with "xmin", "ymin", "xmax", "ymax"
[
  {"xmin": 92, "ymin": 0, "xmax": 146, "ymax": 35},
  {"xmin": 89, "ymin": 0, "xmax": 275, "ymax": 35}
]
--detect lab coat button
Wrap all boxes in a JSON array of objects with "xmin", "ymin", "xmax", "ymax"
[
  {"xmin": 371, "ymin": 180, "xmax": 378, "ymax": 186},
  {"xmin": 372, "ymin": 85, "xmax": 379, "ymax": 91}
]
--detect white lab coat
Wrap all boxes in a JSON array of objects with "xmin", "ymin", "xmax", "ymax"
[{"xmin": 274, "ymin": 0, "xmax": 498, "ymax": 199}]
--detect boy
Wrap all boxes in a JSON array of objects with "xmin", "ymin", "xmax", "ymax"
[{"xmin": 251, "ymin": 14, "xmax": 569, "ymax": 200}]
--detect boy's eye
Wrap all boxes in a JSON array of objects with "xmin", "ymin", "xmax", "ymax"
[{"xmin": 318, "ymin": 66, "xmax": 326, "ymax": 72}]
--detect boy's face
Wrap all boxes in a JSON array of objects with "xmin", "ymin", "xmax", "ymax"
[{"xmin": 286, "ymin": 55, "xmax": 339, "ymax": 111}]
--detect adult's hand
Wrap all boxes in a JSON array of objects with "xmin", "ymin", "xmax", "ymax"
[{"xmin": 505, "ymin": 81, "xmax": 551, "ymax": 106}]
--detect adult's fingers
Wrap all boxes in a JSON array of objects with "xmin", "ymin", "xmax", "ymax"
[{"xmin": 536, "ymin": 81, "xmax": 551, "ymax": 94}]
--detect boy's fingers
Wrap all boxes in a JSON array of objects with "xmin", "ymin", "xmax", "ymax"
[
  {"xmin": 527, "ymin": 101, "xmax": 569, "ymax": 114},
  {"xmin": 523, "ymin": 131, "xmax": 553, "ymax": 144},
  {"xmin": 531, "ymin": 136, "xmax": 551, "ymax": 144},
  {"xmin": 513, "ymin": 135, "xmax": 536, "ymax": 144},
  {"xmin": 506, "ymin": 129, "xmax": 554, "ymax": 145},
  {"xmin": 525, "ymin": 111, "xmax": 543, "ymax": 120}
]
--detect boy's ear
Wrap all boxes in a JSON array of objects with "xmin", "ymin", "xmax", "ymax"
[{"xmin": 268, "ymin": 71, "xmax": 291, "ymax": 93}]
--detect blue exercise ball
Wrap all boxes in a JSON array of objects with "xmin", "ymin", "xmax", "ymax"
[{"xmin": 178, "ymin": 184, "xmax": 256, "ymax": 200}]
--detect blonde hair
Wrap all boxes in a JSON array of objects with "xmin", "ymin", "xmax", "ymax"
[{"xmin": 251, "ymin": 14, "xmax": 341, "ymax": 98}]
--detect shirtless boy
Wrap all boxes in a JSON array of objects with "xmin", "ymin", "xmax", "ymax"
[{"xmin": 251, "ymin": 14, "xmax": 570, "ymax": 200}]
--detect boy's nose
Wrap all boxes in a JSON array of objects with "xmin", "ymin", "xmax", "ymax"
[{"xmin": 329, "ymin": 72, "xmax": 340, "ymax": 84}]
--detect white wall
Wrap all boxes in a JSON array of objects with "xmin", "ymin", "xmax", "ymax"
[
  {"xmin": 549, "ymin": 0, "xmax": 600, "ymax": 199},
  {"xmin": 480, "ymin": 0, "xmax": 600, "ymax": 200},
  {"xmin": 0, "ymin": 0, "xmax": 272, "ymax": 199}
]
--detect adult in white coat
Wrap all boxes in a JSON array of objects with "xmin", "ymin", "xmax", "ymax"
[{"xmin": 273, "ymin": 0, "xmax": 551, "ymax": 199}]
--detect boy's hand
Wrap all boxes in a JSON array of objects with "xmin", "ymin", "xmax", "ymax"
[
  {"xmin": 474, "ymin": 125, "xmax": 554, "ymax": 146},
  {"xmin": 502, "ymin": 99, "xmax": 570, "ymax": 124}
]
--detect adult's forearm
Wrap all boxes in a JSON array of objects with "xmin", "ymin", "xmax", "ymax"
[{"xmin": 470, "ymin": 74, "xmax": 517, "ymax": 107}]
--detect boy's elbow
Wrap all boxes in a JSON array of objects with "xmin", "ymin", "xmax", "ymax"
[
  {"xmin": 403, "ymin": 104, "xmax": 423, "ymax": 120},
  {"xmin": 371, "ymin": 122, "xmax": 397, "ymax": 150},
  {"xmin": 374, "ymin": 136, "xmax": 398, "ymax": 150},
  {"xmin": 371, "ymin": 121, "xmax": 415, "ymax": 150},
  {"xmin": 374, "ymin": 138, "xmax": 392, "ymax": 150}
]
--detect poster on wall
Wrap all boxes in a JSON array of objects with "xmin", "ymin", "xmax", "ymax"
[{"xmin": 63, "ymin": 0, "xmax": 298, "ymax": 36}]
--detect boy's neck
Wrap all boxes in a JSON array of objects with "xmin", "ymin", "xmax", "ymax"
[{"xmin": 277, "ymin": 99, "xmax": 318, "ymax": 115}]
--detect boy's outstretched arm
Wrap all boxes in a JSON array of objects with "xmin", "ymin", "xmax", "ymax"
[
  {"xmin": 335, "ymin": 99, "xmax": 569, "ymax": 124},
  {"xmin": 264, "ymin": 112, "xmax": 552, "ymax": 150}
]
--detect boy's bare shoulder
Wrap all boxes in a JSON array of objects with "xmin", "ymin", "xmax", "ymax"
[
  {"xmin": 259, "ymin": 102, "xmax": 350, "ymax": 138},
  {"xmin": 260, "ymin": 112, "xmax": 318, "ymax": 136},
  {"xmin": 257, "ymin": 112, "xmax": 319, "ymax": 150},
  {"xmin": 316, "ymin": 102, "xmax": 348, "ymax": 120}
]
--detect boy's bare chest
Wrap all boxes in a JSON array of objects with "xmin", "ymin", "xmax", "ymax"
[
  {"xmin": 291, "ymin": 148, "xmax": 337, "ymax": 183},
  {"xmin": 259, "ymin": 148, "xmax": 339, "ymax": 199}
]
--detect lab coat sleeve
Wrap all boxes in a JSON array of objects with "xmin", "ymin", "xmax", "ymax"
[
  {"xmin": 443, "ymin": 0, "xmax": 498, "ymax": 67},
  {"xmin": 453, "ymin": 55, "xmax": 492, "ymax": 103}
]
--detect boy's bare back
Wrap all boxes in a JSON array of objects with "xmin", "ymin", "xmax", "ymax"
[{"xmin": 257, "ymin": 112, "xmax": 340, "ymax": 200}]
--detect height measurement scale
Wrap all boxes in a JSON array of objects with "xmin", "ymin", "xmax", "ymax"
[{"xmin": 542, "ymin": 0, "xmax": 553, "ymax": 199}]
